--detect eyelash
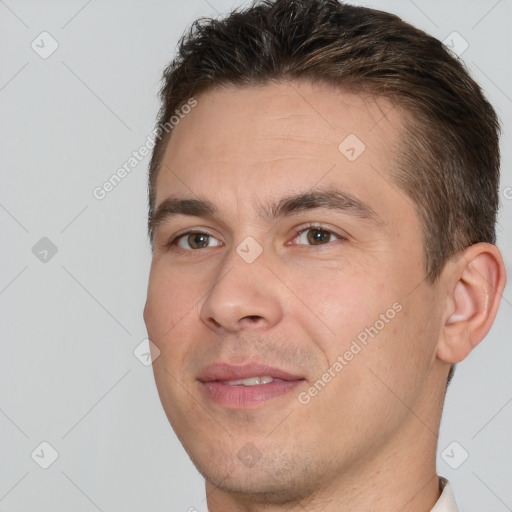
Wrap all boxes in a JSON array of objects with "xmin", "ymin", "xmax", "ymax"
[
  {"xmin": 166, "ymin": 229, "xmax": 221, "ymax": 250},
  {"xmin": 166, "ymin": 223, "xmax": 346, "ymax": 250},
  {"xmin": 290, "ymin": 222, "xmax": 345, "ymax": 245}
]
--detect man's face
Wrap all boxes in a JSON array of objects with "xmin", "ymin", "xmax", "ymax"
[{"xmin": 144, "ymin": 81, "xmax": 447, "ymax": 500}]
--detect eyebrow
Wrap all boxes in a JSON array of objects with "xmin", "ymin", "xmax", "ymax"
[
  {"xmin": 150, "ymin": 197, "xmax": 216, "ymax": 234},
  {"xmin": 149, "ymin": 188, "xmax": 380, "ymax": 239},
  {"xmin": 261, "ymin": 189, "xmax": 379, "ymax": 224}
]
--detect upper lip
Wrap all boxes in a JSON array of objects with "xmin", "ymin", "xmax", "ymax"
[{"xmin": 198, "ymin": 362, "xmax": 305, "ymax": 382}]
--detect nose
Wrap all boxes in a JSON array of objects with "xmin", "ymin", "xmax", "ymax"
[{"xmin": 199, "ymin": 246, "xmax": 284, "ymax": 333}]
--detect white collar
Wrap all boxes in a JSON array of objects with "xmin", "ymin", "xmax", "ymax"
[{"xmin": 431, "ymin": 478, "xmax": 459, "ymax": 512}]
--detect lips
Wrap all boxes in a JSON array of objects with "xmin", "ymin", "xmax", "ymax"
[
  {"xmin": 198, "ymin": 362, "xmax": 304, "ymax": 383},
  {"xmin": 198, "ymin": 362, "xmax": 305, "ymax": 409}
]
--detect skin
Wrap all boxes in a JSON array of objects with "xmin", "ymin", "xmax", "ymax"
[{"xmin": 143, "ymin": 80, "xmax": 506, "ymax": 512}]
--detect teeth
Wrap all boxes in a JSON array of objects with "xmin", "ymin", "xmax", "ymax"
[{"xmin": 224, "ymin": 376, "xmax": 274, "ymax": 386}]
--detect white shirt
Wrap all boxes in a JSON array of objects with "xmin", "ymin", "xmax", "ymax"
[{"xmin": 431, "ymin": 478, "xmax": 459, "ymax": 512}]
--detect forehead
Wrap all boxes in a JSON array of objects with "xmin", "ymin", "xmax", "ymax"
[{"xmin": 155, "ymin": 80, "xmax": 406, "ymax": 211}]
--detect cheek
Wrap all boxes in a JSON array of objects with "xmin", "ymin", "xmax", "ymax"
[
  {"xmin": 144, "ymin": 262, "xmax": 204, "ymax": 346},
  {"xmin": 146, "ymin": 265, "xmax": 206, "ymax": 418},
  {"xmin": 288, "ymin": 267, "xmax": 397, "ymax": 347},
  {"xmin": 354, "ymin": 289, "xmax": 441, "ymax": 410},
  {"xmin": 291, "ymin": 267, "xmax": 427, "ymax": 395},
  {"xmin": 297, "ymin": 300, "xmax": 433, "ymax": 446}
]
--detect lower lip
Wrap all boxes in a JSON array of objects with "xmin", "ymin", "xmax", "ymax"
[{"xmin": 201, "ymin": 380, "xmax": 303, "ymax": 408}]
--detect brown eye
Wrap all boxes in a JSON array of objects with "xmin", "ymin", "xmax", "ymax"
[
  {"xmin": 307, "ymin": 229, "xmax": 331, "ymax": 245},
  {"xmin": 188, "ymin": 233, "xmax": 210, "ymax": 249},
  {"xmin": 295, "ymin": 228, "xmax": 339, "ymax": 246},
  {"xmin": 175, "ymin": 232, "xmax": 222, "ymax": 250}
]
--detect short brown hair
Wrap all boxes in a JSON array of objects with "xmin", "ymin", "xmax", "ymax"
[{"xmin": 147, "ymin": 0, "xmax": 500, "ymax": 283}]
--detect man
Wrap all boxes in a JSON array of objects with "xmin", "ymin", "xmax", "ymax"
[{"xmin": 143, "ymin": 1, "xmax": 506, "ymax": 510}]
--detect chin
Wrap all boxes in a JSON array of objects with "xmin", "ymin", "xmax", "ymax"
[{"xmin": 188, "ymin": 446, "xmax": 323, "ymax": 506}]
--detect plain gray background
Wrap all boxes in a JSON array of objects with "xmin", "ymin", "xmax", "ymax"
[{"xmin": 0, "ymin": 0, "xmax": 511, "ymax": 510}]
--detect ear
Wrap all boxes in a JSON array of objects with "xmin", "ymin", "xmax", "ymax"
[{"xmin": 437, "ymin": 243, "xmax": 507, "ymax": 364}]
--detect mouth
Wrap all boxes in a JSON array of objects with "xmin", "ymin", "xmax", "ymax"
[
  {"xmin": 221, "ymin": 375, "xmax": 279, "ymax": 386},
  {"xmin": 198, "ymin": 363, "xmax": 306, "ymax": 409}
]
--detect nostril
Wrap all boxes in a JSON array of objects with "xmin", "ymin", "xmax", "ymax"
[
  {"xmin": 209, "ymin": 317, "xmax": 222, "ymax": 328},
  {"xmin": 242, "ymin": 315, "xmax": 263, "ymax": 323}
]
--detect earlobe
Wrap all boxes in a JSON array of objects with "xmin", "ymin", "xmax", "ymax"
[{"xmin": 437, "ymin": 243, "xmax": 506, "ymax": 364}]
